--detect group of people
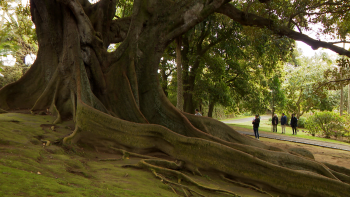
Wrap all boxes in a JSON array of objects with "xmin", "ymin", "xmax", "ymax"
[
  {"xmin": 253, "ymin": 113, "xmax": 298, "ymax": 140},
  {"xmin": 194, "ymin": 109, "xmax": 299, "ymax": 141}
]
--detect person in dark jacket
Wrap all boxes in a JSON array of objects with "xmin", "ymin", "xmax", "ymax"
[
  {"xmin": 252, "ymin": 114, "xmax": 260, "ymax": 140},
  {"xmin": 290, "ymin": 114, "xmax": 298, "ymax": 135},
  {"xmin": 272, "ymin": 114, "xmax": 278, "ymax": 132},
  {"xmin": 281, "ymin": 113, "xmax": 287, "ymax": 134}
]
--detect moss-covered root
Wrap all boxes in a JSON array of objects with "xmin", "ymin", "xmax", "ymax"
[
  {"xmin": 152, "ymin": 171, "xmax": 207, "ymax": 197},
  {"xmin": 109, "ymin": 147, "xmax": 158, "ymax": 160},
  {"xmin": 324, "ymin": 162, "xmax": 350, "ymax": 176},
  {"xmin": 126, "ymin": 159, "xmax": 240, "ymax": 197},
  {"xmin": 323, "ymin": 163, "xmax": 350, "ymax": 184},
  {"xmin": 220, "ymin": 175, "xmax": 273, "ymax": 197},
  {"xmin": 0, "ymin": 108, "xmax": 8, "ymax": 113}
]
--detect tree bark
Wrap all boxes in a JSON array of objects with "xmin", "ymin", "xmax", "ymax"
[
  {"xmin": 0, "ymin": 0, "xmax": 350, "ymax": 196},
  {"xmin": 176, "ymin": 36, "xmax": 183, "ymax": 111},
  {"xmin": 208, "ymin": 101, "xmax": 215, "ymax": 117}
]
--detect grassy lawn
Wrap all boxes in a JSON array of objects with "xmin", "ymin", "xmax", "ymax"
[
  {"xmin": 227, "ymin": 118, "xmax": 350, "ymax": 146},
  {"xmin": 219, "ymin": 115, "xmax": 251, "ymax": 121}
]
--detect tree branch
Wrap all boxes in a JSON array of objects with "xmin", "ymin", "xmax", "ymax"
[
  {"xmin": 322, "ymin": 78, "xmax": 350, "ymax": 85},
  {"xmin": 106, "ymin": 17, "xmax": 131, "ymax": 44},
  {"xmin": 163, "ymin": 0, "xmax": 231, "ymax": 45},
  {"xmin": 216, "ymin": 3, "xmax": 350, "ymax": 57},
  {"xmin": 57, "ymin": 0, "xmax": 95, "ymax": 44}
]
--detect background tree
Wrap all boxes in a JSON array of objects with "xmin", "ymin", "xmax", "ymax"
[
  {"xmin": 222, "ymin": 27, "xmax": 293, "ymax": 115},
  {"xmin": 283, "ymin": 52, "xmax": 336, "ymax": 118},
  {"xmin": 323, "ymin": 57, "xmax": 350, "ymax": 114},
  {"xmin": 0, "ymin": 0, "xmax": 37, "ymax": 87},
  {"xmin": 179, "ymin": 15, "xmax": 237, "ymax": 114},
  {"xmin": 268, "ymin": 73, "xmax": 285, "ymax": 117}
]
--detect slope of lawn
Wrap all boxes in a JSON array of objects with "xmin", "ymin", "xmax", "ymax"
[{"xmin": 0, "ymin": 112, "xmax": 270, "ymax": 197}]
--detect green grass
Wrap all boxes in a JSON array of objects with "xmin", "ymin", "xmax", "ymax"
[
  {"xmin": 0, "ymin": 112, "xmax": 268, "ymax": 197},
  {"xmin": 219, "ymin": 115, "xmax": 251, "ymax": 121},
  {"xmin": 227, "ymin": 119, "xmax": 350, "ymax": 146},
  {"xmin": 0, "ymin": 113, "xmax": 179, "ymax": 197}
]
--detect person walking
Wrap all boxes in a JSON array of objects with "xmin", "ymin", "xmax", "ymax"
[
  {"xmin": 291, "ymin": 114, "xmax": 298, "ymax": 135},
  {"xmin": 195, "ymin": 109, "xmax": 202, "ymax": 116},
  {"xmin": 281, "ymin": 113, "xmax": 287, "ymax": 134},
  {"xmin": 252, "ymin": 114, "xmax": 260, "ymax": 140},
  {"xmin": 272, "ymin": 114, "xmax": 278, "ymax": 132}
]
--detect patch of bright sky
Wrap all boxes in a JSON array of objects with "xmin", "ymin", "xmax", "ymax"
[
  {"xmin": 295, "ymin": 22, "xmax": 349, "ymax": 59},
  {"xmin": 0, "ymin": 0, "xmax": 35, "ymax": 67}
]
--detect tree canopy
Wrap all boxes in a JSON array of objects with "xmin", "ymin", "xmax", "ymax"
[{"xmin": 1, "ymin": 0, "xmax": 350, "ymax": 196}]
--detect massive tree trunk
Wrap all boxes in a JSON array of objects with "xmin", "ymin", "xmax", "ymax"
[{"xmin": 1, "ymin": 0, "xmax": 350, "ymax": 196}]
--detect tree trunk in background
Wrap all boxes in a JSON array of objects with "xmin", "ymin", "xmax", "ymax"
[
  {"xmin": 341, "ymin": 42, "xmax": 345, "ymax": 116},
  {"xmin": 341, "ymin": 69, "xmax": 344, "ymax": 116},
  {"xmin": 0, "ymin": 1, "xmax": 349, "ymax": 196},
  {"xmin": 176, "ymin": 36, "xmax": 183, "ymax": 111},
  {"xmin": 208, "ymin": 101, "xmax": 215, "ymax": 118},
  {"xmin": 159, "ymin": 58, "xmax": 170, "ymax": 97},
  {"xmin": 348, "ymin": 84, "xmax": 350, "ymax": 114},
  {"xmin": 183, "ymin": 61, "xmax": 200, "ymax": 114}
]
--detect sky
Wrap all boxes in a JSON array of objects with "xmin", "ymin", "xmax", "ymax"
[
  {"xmin": 294, "ymin": 21, "xmax": 349, "ymax": 59},
  {"xmin": 296, "ymin": 41, "xmax": 348, "ymax": 59}
]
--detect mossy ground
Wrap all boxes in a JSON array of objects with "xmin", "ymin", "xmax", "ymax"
[{"xmin": 0, "ymin": 112, "xmax": 270, "ymax": 197}]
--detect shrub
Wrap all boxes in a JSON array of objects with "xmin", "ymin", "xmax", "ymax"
[
  {"xmin": 305, "ymin": 111, "xmax": 345, "ymax": 138},
  {"xmin": 297, "ymin": 117, "xmax": 306, "ymax": 128}
]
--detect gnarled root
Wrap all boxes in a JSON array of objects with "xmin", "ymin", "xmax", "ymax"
[
  {"xmin": 66, "ymin": 101, "xmax": 350, "ymax": 197},
  {"xmin": 220, "ymin": 174, "xmax": 273, "ymax": 197},
  {"xmin": 124, "ymin": 158, "xmax": 240, "ymax": 197}
]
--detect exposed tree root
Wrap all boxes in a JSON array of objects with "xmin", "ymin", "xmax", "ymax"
[
  {"xmin": 123, "ymin": 158, "xmax": 241, "ymax": 197},
  {"xmin": 109, "ymin": 147, "xmax": 159, "ymax": 160},
  {"xmin": 220, "ymin": 175, "xmax": 273, "ymax": 197},
  {"xmin": 153, "ymin": 171, "xmax": 207, "ymax": 197},
  {"xmin": 67, "ymin": 101, "xmax": 350, "ymax": 196},
  {"xmin": 98, "ymin": 158, "xmax": 122, "ymax": 161}
]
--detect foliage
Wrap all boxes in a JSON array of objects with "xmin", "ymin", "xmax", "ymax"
[
  {"xmin": 268, "ymin": 73, "xmax": 286, "ymax": 114},
  {"xmin": 282, "ymin": 52, "xmax": 336, "ymax": 118},
  {"xmin": 297, "ymin": 116, "xmax": 307, "ymax": 128},
  {"xmin": 225, "ymin": 27, "xmax": 293, "ymax": 115},
  {"xmin": 115, "ymin": 0, "xmax": 133, "ymax": 18},
  {"xmin": 0, "ymin": 0, "xmax": 37, "ymax": 86},
  {"xmin": 161, "ymin": 13, "xmax": 294, "ymax": 116},
  {"xmin": 305, "ymin": 111, "xmax": 346, "ymax": 138},
  {"xmin": 322, "ymin": 58, "xmax": 350, "ymax": 90},
  {"xmin": 0, "ymin": 1, "xmax": 37, "ymax": 64},
  {"xmin": 0, "ymin": 65, "xmax": 24, "ymax": 88}
]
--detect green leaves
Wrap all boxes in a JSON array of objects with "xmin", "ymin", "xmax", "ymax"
[
  {"xmin": 283, "ymin": 52, "xmax": 336, "ymax": 117},
  {"xmin": 0, "ymin": 0, "xmax": 37, "ymax": 66},
  {"xmin": 305, "ymin": 111, "xmax": 346, "ymax": 138}
]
